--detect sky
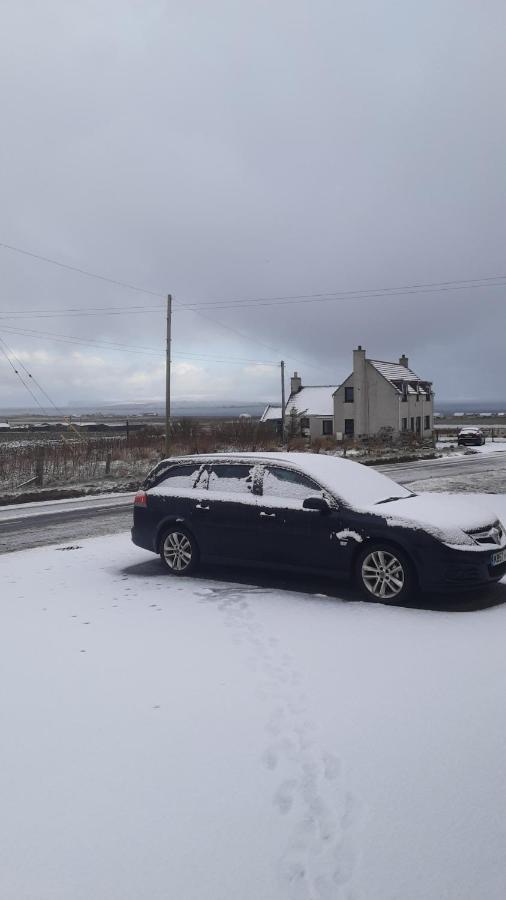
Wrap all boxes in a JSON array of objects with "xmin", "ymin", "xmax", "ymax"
[{"xmin": 1, "ymin": 0, "xmax": 505, "ymax": 409}]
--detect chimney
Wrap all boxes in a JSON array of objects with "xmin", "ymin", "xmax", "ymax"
[
  {"xmin": 353, "ymin": 346, "xmax": 368, "ymax": 436},
  {"xmin": 399, "ymin": 354, "xmax": 409, "ymax": 369},
  {"xmin": 290, "ymin": 371, "xmax": 302, "ymax": 395}
]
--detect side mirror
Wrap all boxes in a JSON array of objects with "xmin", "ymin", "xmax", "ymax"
[{"xmin": 303, "ymin": 496, "xmax": 330, "ymax": 514}]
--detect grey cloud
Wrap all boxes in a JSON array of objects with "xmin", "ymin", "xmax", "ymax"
[{"xmin": 0, "ymin": 0, "xmax": 505, "ymax": 406}]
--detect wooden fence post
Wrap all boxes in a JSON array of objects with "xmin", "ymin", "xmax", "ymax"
[{"xmin": 35, "ymin": 448, "xmax": 45, "ymax": 487}]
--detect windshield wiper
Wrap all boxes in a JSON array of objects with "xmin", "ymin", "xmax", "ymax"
[{"xmin": 375, "ymin": 494, "xmax": 414, "ymax": 505}]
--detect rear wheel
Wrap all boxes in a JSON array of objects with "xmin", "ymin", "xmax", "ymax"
[
  {"xmin": 160, "ymin": 526, "xmax": 199, "ymax": 576},
  {"xmin": 357, "ymin": 543, "xmax": 415, "ymax": 603}
]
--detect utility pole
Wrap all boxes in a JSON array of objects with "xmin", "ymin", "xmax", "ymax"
[
  {"xmin": 165, "ymin": 294, "xmax": 172, "ymax": 457},
  {"xmin": 280, "ymin": 360, "xmax": 286, "ymax": 444}
]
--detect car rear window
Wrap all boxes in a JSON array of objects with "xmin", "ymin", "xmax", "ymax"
[
  {"xmin": 208, "ymin": 464, "xmax": 255, "ymax": 495},
  {"xmin": 262, "ymin": 466, "xmax": 322, "ymax": 501}
]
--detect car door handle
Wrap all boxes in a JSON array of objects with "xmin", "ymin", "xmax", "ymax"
[
  {"xmin": 259, "ymin": 511, "xmax": 276, "ymax": 518},
  {"xmin": 195, "ymin": 503, "xmax": 210, "ymax": 510}
]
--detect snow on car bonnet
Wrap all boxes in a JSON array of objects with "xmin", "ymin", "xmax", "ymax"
[{"xmin": 376, "ymin": 492, "xmax": 502, "ymax": 548}]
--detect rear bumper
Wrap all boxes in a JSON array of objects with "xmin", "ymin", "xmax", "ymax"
[{"xmin": 131, "ymin": 525, "xmax": 156, "ymax": 553}]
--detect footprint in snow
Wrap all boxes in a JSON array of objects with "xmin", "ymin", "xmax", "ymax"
[
  {"xmin": 274, "ymin": 780, "xmax": 297, "ymax": 814},
  {"xmin": 261, "ymin": 747, "xmax": 278, "ymax": 770}
]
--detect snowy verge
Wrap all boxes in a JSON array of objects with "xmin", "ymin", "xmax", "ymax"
[{"xmin": 1, "ymin": 510, "xmax": 506, "ymax": 899}]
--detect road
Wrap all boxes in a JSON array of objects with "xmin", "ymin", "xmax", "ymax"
[
  {"xmin": 379, "ymin": 449, "xmax": 506, "ymax": 484},
  {"xmin": 1, "ymin": 451, "xmax": 505, "ymax": 554},
  {"xmin": 0, "ymin": 494, "xmax": 134, "ymax": 554}
]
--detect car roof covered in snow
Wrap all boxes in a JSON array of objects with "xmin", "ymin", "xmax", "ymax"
[{"xmin": 154, "ymin": 451, "xmax": 412, "ymax": 508}]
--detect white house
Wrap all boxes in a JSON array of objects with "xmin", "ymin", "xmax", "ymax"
[
  {"xmin": 285, "ymin": 372, "xmax": 339, "ymax": 439},
  {"xmin": 333, "ymin": 346, "xmax": 434, "ymax": 439},
  {"xmin": 260, "ymin": 404, "xmax": 283, "ymax": 425}
]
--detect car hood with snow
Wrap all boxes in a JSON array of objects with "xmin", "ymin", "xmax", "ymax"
[{"xmin": 368, "ymin": 492, "xmax": 505, "ymax": 549}]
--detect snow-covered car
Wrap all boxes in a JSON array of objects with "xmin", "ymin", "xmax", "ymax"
[
  {"xmin": 457, "ymin": 427, "xmax": 485, "ymax": 446},
  {"xmin": 132, "ymin": 452, "xmax": 506, "ymax": 602}
]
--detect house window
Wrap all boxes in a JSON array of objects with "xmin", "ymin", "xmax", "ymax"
[
  {"xmin": 344, "ymin": 419, "xmax": 354, "ymax": 436},
  {"xmin": 416, "ymin": 416, "xmax": 421, "ymax": 434},
  {"xmin": 410, "ymin": 417, "xmax": 415, "ymax": 432},
  {"xmin": 344, "ymin": 386, "xmax": 354, "ymax": 403},
  {"xmin": 300, "ymin": 417, "xmax": 310, "ymax": 430},
  {"xmin": 426, "ymin": 389, "xmax": 431, "ymax": 401},
  {"xmin": 424, "ymin": 415, "xmax": 431, "ymax": 431},
  {"xmin": 322, "ymin": 420, "xmax": 333, "ymax": 436},
  {"xmin": 402, "ymin": 418, "xmax": 408, "ymax": 431},
  {"xmin": 416, "ymin": 391, "xmax": 420, "ymax": 402}
]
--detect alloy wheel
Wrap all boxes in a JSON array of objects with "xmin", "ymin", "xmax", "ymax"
[
  {"xmin": 361, "ymin": 549, "xmax": 405, "ymax": 600},
  {"xmin": 163, "ymin": 531, "xmax": 193, "ymax": 572}
]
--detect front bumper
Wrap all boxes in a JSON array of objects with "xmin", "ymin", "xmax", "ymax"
[{"xmin": 418, "ymin": 544, "xmax": 506, "ymax": 592}]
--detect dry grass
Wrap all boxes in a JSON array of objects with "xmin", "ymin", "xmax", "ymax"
[{"xmin": 0, "ymin": 422, "xmax": 282, "ymax": 491}]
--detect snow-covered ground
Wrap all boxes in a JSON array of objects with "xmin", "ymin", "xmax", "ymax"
[
  {"xmin": 437, "ymin": 439, "xmax": 506, "ymax": 456},
  {"xmin": 2, "ymin": 497, "xmax": 506, "ymax": 899}
]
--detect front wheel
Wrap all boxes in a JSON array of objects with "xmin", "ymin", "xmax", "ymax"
[
  {"xmin": 160, "ymin": 526, "xmax": 199, "ymax": 576},
  {"xmin": 356, "ymin": 544, "xmax": 415, "ymax": 603}
]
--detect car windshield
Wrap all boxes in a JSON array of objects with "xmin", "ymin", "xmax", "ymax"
[{"xmin": 276, "ymin": 453, "xmax": 413, "ymax": 509}]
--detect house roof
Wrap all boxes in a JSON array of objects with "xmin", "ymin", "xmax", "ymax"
[
  {"xmin": 260, "ymin": 404, "xmax": 282, "ymax": 422},
  {"xmin": 286, "ymin": 385, "xmax": 338, "ymax": 418},
  {"xmin": 370, "ymin": 360, "xmax": 420, "ymax": 381},
  {"xmin": 369, "ymin": 360, "xmax": 431, "ymax": 394}
]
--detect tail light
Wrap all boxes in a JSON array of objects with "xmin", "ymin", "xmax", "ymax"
[{"xmin": 134, "ymin": 490, "xmax": 148, "ymax": 507}]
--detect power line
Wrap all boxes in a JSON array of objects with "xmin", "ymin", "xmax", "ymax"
[
  {"xmin": 1, "ymin": 273, "xmax": 506, "ymax": 319},
  {"xmin": 184, "ymin": 305, "xmax": 281, "ymax": 354},
  {"xmin": 2, "ymin": 239, "xmax": 506, "ymax": 313},
  {"xmin": 0, "ymin": 336, "xmax": 49, "ymax": 413},
  {"xmin": 174, "ymin": 278, "xmax": 506, "ymax": 311},
  {"xmin": 179, "ymin": 273, "xmax": 506, "ymax": 308},
  {"xmin": 0, "ymin": 324, "xmax": 280, "ymax": 366},
  {"xmin": 0, "ymin": 337, "xmax": 65, "ymax": 416},
  {"xmin": 0, "ymin": 307, "xmax": 162, "ymax": 320},
  {"xmin": 0, "ymin": 241, "xmax": 164, "ymax": 298}
]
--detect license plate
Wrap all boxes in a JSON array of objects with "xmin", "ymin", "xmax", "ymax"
[{"xmin": 491, "ymin": 548, "xmax": 506, "ymax": 566}]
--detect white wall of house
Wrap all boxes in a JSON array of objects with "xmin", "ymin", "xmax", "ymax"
[
  {"xmin": 300, "ymin": 415, "xmax": 335, "ymax": 440},
  {"xmin": 334, "ymin": 348, "xmax": 433, "ymax": 438}
]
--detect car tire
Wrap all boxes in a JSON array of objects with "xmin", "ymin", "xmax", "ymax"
[
  {"xmin": 356, "ymin": 543, "xmax": 416, "ymax": 603},
  {"xmin": 159, "ymin": 525, "xmax": 199, "ymax": 576}
]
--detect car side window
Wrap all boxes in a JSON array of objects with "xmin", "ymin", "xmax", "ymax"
[
  {"xmin": 262, "ymin": 466, "xmax": 323, "ymax": 501},
  {"xmin": 150, "ymin": 464, "xmax": 205, "ymax": 490},
  {"xmin": 208, "ymin": 464, "xmax": 256, "ymax": 495}
]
